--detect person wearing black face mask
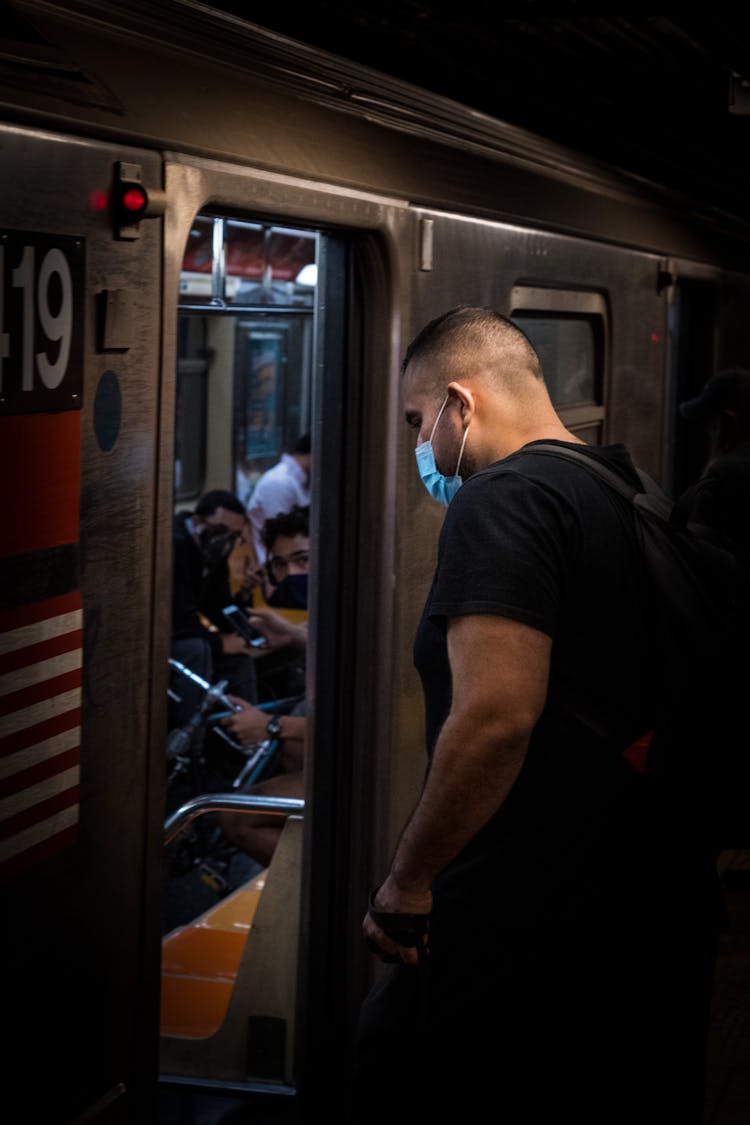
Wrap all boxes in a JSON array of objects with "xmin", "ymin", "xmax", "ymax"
[
  {"xmin": 217, "ymin": 506, "xmax": 311, "ymax": 865},
  {"xmin": 170, "ymin": 489, "xmax": 258, "ymax": 728},
  {"xmin": 260, "ymin": 505, "xmax": 310, "ymax": 611}
]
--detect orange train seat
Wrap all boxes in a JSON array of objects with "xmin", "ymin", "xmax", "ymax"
[
  {"xmin": 159, "ymin": 814, "xmax": 302, "ymax": 1086},
  {"xmin": 160, "ymin": 871, "xmax": 266, "ymax": 1039}
]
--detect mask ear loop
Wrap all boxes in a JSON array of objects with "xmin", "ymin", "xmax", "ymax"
[
  {"xmin": 428, "ymin": 394, "xmax": 451, "ymax": 443},
  {"xmin": 454, "ymin": 422, "xmax": 471, "ymax": 478}
]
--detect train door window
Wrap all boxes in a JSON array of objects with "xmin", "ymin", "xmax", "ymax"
[
  {"xmin": 224, "ymin": 219, "xmax": 317, "ymax": 308},
  {"xmin": 174, "ymin": 218, "xmax": 317, "ymax": 509},
  {"xmin": 163, "ymin": 211, "xmax": 323, "ymax": 1096},
  {"xmin": 178, "ymin": 215, "xmax": 215, "ymax": 303},
  {"xmin": 511, "ymin": 287, "xmax": 607, "ymax": 442}
]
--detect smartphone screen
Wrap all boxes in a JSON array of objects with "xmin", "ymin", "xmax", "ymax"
[{"xmin": 222, "ymin": 604, "xmax": 266, "ymax": 647}]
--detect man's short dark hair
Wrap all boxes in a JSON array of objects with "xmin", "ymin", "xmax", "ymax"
[
  {"xmin": 401, "ymin": 305, "xmax": 544, "ymax": 392},
  {"xmin": 293, "ymin": 432, "xmax": 311, "ymax": 455},
  {"xmin": 263, "ymin": 504, "xmax": 310, "ymax": 551},
  {"xmin": 195, "ymin": 489, "xmax": 246, "ymax": 517}
]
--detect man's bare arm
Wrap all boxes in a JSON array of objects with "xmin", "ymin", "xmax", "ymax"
[{"xmin": 363, "ymin": 613, "xmax": 551, "ymax": 962}]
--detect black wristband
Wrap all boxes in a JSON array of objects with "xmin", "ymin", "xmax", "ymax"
[{"xmin": 367, "ymin": 887, "xmax": 430, "ymax": 948}]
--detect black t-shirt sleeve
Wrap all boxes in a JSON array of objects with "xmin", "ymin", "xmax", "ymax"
[{"xmin": 429, "ymin": 469, "xmax": 579, "ymax": 637}]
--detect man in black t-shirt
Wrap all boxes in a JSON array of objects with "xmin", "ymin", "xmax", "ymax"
[{"xmin": 353, "ymin": 307, "xmax": 720, "ymax": 1125}]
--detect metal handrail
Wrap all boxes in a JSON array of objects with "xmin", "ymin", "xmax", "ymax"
[{"xmin": 164, "ymin": 793, "xmax": 305, "ymax": 845}]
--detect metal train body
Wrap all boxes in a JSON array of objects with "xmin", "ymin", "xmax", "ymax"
[{"xmin": 2, "ymin": 2, "xmax": 749, "ymax": 1121}]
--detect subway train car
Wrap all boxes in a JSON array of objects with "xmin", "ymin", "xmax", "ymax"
[{"xmin": 2, "ymin": 2, "xmax": 750, "ymax": 1122}]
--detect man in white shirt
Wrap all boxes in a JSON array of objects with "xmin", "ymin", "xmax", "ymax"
[{"xmin": 246, "ymin": 432, "xmax": 311, "ymax": 561}]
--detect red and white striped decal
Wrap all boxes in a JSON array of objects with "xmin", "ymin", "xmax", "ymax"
[{"xmin": 0, "ymin": 590, "xmax": 83, "ymax": 880}]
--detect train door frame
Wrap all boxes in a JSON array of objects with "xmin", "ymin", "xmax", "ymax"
[
  {"xmin": 664, "ymin": 269, "xmax": 718, "ymax": 499},
  {"xmin": 154, "ymin": 154, "xmax": 411, "ymax": 1117},
  {"xmin": 662, "ymin": 257, "xmax": 750, "ymax": 500}
]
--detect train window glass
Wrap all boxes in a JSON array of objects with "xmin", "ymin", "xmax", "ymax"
[
  {"xmin": 179, "ymin": 216, "xmax": 216, "ymax": 303},
  {"xmin": 512, "ymin": 314, "xmax": 598, "ymax": 408},
  {"xmin": 174, "ymin": 216, "xmax": 317, "ymax": 510},
  {"xmin": 510, "ymin": 289, "xmax": 608, "ymax": 443},
  {"xmin": 224, "ymin": 221, "xmax": 317, "ymax": 308}
]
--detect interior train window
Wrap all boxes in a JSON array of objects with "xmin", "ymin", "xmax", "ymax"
[
  {"xmin": 510, "ymin": 287, "xmax": 607, "ymax": 442},
  {"xmin": 175, "ymin": 215, "xmax": 318, "ymax": 506},
  {"xmin": 224, "ymin": 220, "xmax": 317, "ymax": 308}
]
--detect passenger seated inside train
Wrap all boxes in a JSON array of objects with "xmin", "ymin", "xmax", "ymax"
[
  {"xmin": 170, "ymin": 489, "xmax": 258, "ymax": 729},
  {"xmin": 216, "ymin": 617, "xmax": 306, "ymax": 866},
  {"xmin": 237, "ymin": 503, "xmax": 310, "ymax": 610},
  {"xmin": 216, "ymin": 508, "xmax": 311, "ymax": 867},
  {"xmin": 234, "ymin": 504, "xmax": 310, "ymax": 700},
  {"xmin": 246, "ymin": 433, "xmax": 312, "ymax": 563}
]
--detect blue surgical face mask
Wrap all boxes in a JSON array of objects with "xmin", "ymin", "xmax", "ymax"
[{"xmin": 414, "ymin": 393, "xmax": 471, "ymax": 505}]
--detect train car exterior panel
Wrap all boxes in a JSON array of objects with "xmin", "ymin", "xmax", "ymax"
[
  {"xmin": 6, "ymin": 2, "xmax": 750, "ymax": 271},
  {"xmin": 1, "ymin": 123, "xmax": 165, "ymax": 1122}
]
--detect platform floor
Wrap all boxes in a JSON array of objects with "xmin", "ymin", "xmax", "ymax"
[{"xmin": 703, "ymin": 874, "xmax": 750, "ymax": 1125}]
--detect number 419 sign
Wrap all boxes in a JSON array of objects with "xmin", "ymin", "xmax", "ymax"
[{"xmin": 0, "ymin": 230, "xmax": 84, "ymax": 414}]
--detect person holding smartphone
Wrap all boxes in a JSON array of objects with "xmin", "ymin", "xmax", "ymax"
[{"xmin": 170, "ymin": 490, "xmax": 257, "ymax": 727}]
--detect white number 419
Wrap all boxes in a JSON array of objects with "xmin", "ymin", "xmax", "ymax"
[{"xmin": 0, "ymin": 244, "xmax": 73, "ymax": 392}]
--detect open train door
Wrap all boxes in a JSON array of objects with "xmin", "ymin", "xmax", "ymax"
[{"xmin": 155, "ymin": 158, "xmax": 397, "ymax": 1123}]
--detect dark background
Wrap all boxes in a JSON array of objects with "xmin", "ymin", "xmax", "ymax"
[{"xmin": 199, "ymin": 6, "xmax": 750, "ymax": 226}]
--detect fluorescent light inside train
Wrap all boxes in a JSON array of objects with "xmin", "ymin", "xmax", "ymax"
[{"xmin": 296, "ymin": 264, "xmax": 317, "ymax": 287}]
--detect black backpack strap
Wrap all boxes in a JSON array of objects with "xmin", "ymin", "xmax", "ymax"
[{"xmin": 527, "ymin": 443, "xmax": 673, "ymax": 520}]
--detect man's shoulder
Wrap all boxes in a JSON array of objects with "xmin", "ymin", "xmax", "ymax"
[
  {"xmin": 467, "ymin": 441, "xmax": 640, "ymax": 495},
  {"xmin": 250, "ymin": 460, "xmax": 288, "ymax": 497}
]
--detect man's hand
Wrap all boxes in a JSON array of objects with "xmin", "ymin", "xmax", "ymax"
[
  {"xmin": 248, "ymin": 607, "xmax": 307, "ymax": 651},
  {"xmin": 361, "ymin": 873, "xmax": 432, "ymax": 967},
  {"xmin": 221, "ymin": 632, "xmax": 249, "ymax": 655},
  {"xmin": 221, "ymin": 698, "xmax": 267, "ymax": 743}
]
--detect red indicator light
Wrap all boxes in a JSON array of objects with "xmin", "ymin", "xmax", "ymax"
[
  {"xmin": 89, "ymin": 189, "xmax": 109, "ymax": 211},
  {"xmin": 122, "ymin": 187, "xmax": 147, "ymax": 212},
  {"xmin": 651, "ymin": 332, "xmax": 660, "ymax": 343}
]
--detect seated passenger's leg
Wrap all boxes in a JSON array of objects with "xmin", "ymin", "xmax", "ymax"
[{"xmin": 219, "ymin": 771, "xmax": 303, "ymax": 867}]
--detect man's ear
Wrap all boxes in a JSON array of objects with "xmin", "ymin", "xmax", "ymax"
[{"xmin": 447, "ymin": 380, "xmax": 476, "ymax": 421}]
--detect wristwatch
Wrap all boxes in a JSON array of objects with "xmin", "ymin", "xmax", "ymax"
[{"xmin": 266, "ymin": 714, "xmax": 282, "ymax": 740}]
